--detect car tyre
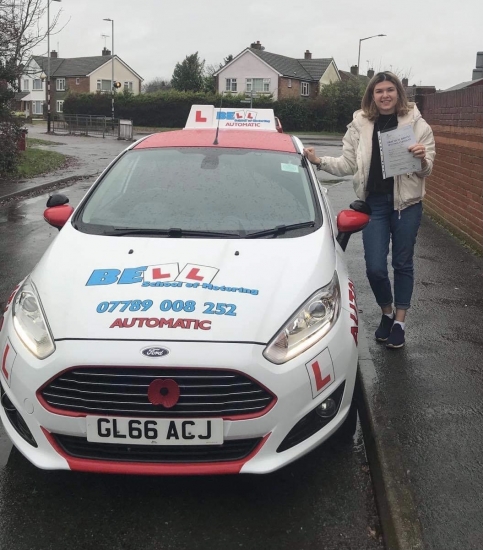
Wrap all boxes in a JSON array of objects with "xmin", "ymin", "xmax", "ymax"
[{"xmin": 333, "ymin": 399, "xmax": 358, "ymax": 443}]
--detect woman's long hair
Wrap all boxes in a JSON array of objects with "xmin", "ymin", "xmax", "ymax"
[{"xmin": 361, "ymin": 71, "xmax": 411, "ymax": 120}]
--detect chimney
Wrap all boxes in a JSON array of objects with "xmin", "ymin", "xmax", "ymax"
[
  {"xmin": 402, "ymin": 77, "xmax": 409, "ymax": 87},
  {"xmin": 304, "ymin": 50, "xmax": 312, "ymax": 60},
  {"xmin": 250, "ymin": 41, "xmax": 263, "ymax": 50},
  {"xmin": 472, "ymin": 51, "xmax": 483, "ymax": 80},
  {"xmin": 50, "ymin": 50, "xmax": 58, "ymax": 58},
  {"xmin": 350, "ymin": 65, "xmax": 359, "ymax": 76},
  {"xmin": 102, "ymin": 47, "xmax": 111, "ymax": 56},
  {"xmin": 367, "ymin": 68, "xmax": 375, "ymax": 78}
]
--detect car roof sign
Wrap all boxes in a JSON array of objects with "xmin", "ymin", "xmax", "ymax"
[{"xmin": 185, "ymin": 105, "xmax": 277, "ymax": 131}]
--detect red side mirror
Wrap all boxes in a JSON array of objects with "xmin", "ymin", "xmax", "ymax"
[
  {"xmin": 43, "ymin": 205, "xmax": 74, "ymax": 229},
  {"xmin": 337, "ymin": 210, "xmax": 370, "ymax": 233}
]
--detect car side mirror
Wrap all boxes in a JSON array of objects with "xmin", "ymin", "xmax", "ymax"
[
  {"xmin": 46, "ymin": 194, "xmax": 69, "ymax": 208},
  {"xmin": 44, "ymin": 204, "xmax": 74, "ymax": 230},
  {"xmin": 336, "ymin": 209, "xmax": 370, "ymax": 251}
]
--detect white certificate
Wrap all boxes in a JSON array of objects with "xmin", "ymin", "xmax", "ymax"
[{"xmin": 378, "ymin": 125, "xmax": 422, "ymax": 179}]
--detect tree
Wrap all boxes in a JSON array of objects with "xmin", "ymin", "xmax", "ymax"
[
  {"xmin": 142, "ymin": 77, "xmax": 172, "ymax": 94},
  {"xmin": 202, "ymin": 54, "xmax": 234, "ymax": 93},
  {"xmin": 0, "ymin": 0, "xmax": 63, "ymax": 77},
  {"xmin": 317, "ymin": 79, "xmax": 367, "ymax": 132},
  {"xmin": 171, "ymin": 52, "xmax": 205, "ymax": 92},
  {"xmin": 0, "ymin": 0, "xmax": 62, "ymax": 176}
]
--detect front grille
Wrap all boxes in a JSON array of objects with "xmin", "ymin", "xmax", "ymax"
[
  {"xmin": 40, "ymin": 367, "xmax": 275, "ymax": 418},
  {"xmin": 54, "ymin": 434, "xmax": 262, "ymax": 463}
]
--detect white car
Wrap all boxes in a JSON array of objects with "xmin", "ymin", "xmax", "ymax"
[{"xmin": 0, "ymin": 106, "xmax": 369, "ymax": 475}]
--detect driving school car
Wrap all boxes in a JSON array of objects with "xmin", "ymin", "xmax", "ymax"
[{"xmin": 0, "ymin": 106, "xmax": 369, "ymax": 475}]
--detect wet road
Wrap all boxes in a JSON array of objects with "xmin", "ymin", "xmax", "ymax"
[{"xmin": 0, "ymin": 180, "xmax": 383, "ymax": 550}]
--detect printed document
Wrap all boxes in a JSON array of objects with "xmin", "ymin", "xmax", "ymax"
[{"xmin": 378, "ymin": 126, "xmax": 422, "ymax": 179}]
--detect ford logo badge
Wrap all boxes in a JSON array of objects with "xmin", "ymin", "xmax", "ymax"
[{"xmin": 141, "ymin": 347, "xmax": 170, "ymax": 358}]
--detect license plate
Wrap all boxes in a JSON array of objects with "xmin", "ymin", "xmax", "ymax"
[{"xmin": 86, "ymin": 416, "xmax": 223, "ymax": 445}]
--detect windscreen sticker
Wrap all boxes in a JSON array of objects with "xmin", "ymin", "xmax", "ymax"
[
  {"xmin": 109, "ymin": 318, "xmax": 212, "ymax": 330},
  {"xmin": 280, "ymin": 163, "xmax": 299, "ymax": 173},
  {"xmin": 86, "ymin": 263, "xmax": 259, "ymax": 295}
]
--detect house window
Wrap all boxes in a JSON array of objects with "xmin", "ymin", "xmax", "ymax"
[
  {"xmin": 32, "ymin": 79, "xmax": 43, "ymax": 90},
  {"xmin": 32, "ymin": 101, "xmax": 43, "ymax": 115},
  {"xmin": 76, "ymin": 78, "xmax": 80, "ymax": 85},
  {"xmin": 287, "ymin": 79, "xmax": 292, "ymax": 88},
  {"xmin": 246, "ymin": 78, "xmax": 270, "ymax": 93},
  {"xmin": 56, "ymin": 100, "xmax": 64, "ymax": 112},
  {"xmin": 225, "ymin": 78, "xmax": 237, "ymax": 92},
  {"xmin": 56, "ymin": 78, "xmax": 65, "ymax": 91},
  {"xmin": 124, "ymin": 81, "xmax": 133, "ymax": 91},
  {"xmin": 301, "ymin": 82, "xmax": 310, "ymax": 96},
  {"xmin": 97, "ymin": 79, "xmax": 112, "ymax": 92},
  {"xmin": 23, "ymin": 79, "xmax": 29, "ymax": 91}
]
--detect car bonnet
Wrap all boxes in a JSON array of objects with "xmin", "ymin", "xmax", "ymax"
[{"xmin": 31, "ymin": 223, "xmax": 337, "ymax": 344}]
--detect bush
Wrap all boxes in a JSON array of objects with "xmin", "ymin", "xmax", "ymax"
[
  {"xmin": 0, "ymin": 119, "xmax": 23, "ymax": 177},
  {"xmin": 63, "ymin": 81, "xmax": 366, "ymax": 133}
]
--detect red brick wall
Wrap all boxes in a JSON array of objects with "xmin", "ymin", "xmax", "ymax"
[
  {"xmin": 66, "ymin": 77, "xmax": 90, "ymax": 93},
  {"xmin": 278, "ymin": 77, "xmax": 317, "ymax": 100},
  {"xmin": 419, "ymin": 87, "xmax": 483, "ymax": 252}
]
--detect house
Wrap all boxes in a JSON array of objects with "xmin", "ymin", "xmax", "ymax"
[
  {"xmin": 339, "ymin": 66, "xmax": 372, "ymax": 84},
  {"xmin": 214, "ymin": 41, "xmax": 340, "ymax": 100},
  {"xmin": 16, "ymin": 48, "xmax": 143, "ymax": 117},
  {"xmin": 442, "ymin": 77, "xmax": 483, "ymax": 93}
]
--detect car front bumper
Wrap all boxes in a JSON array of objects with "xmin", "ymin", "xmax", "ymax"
[{"xmin": 0, "ymin": 312, "xmax": 358, "ymax": 475}]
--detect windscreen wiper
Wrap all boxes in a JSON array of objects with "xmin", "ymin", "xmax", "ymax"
[
  {"xmin": 107, "ymin": 227, "xmax": 241, "ymax": 238},
  {"xmin": 245, "ymin": 221, "xmax": 315, "ymax": 239}
]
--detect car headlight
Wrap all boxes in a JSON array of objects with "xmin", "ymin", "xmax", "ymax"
[
  {"xmin": 263, "ymin": 271, "xmax": 341, "ymax": 364},
  {"xmin": 12, "ymin": 278, "xmax": 55, "ymax": 359}
]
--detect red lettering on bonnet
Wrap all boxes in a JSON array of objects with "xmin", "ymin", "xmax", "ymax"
[{"xmin": 109, "ymin": 318, "xmax": 212, "ymax": 330}]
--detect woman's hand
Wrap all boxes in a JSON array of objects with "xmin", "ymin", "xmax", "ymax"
[
  {"xmin": 303, "ymin": 147, "xmax": 320, "ymax": 165},
  {"xmin": 408, "ymin": 143, "xmax": 426, "ymax": 159}
]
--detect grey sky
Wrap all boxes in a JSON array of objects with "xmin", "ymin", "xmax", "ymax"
[{"xmin": 36, "ymin": 0, "xmax": 482, "ymax": 91}]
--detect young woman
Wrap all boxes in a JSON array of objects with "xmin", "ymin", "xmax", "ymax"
[{"xmin": 304, "ymin": 72, "xmax": 436, "ymax": 349}]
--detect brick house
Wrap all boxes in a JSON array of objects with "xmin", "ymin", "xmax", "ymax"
[
  {"xmin": 16, "ymin": 49, "xmax": 143, "ymax": 117},
  {"xmin": 214, "ymin": 41, "xmax": 340, "ymax": 100}
]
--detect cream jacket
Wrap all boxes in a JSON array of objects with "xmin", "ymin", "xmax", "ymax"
[{"xmin": 318, "ymin": 104, "xmax": 436, "ymax": 211}]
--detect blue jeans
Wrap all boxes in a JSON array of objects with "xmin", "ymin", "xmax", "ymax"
[{"xmin": 362, "ymin": 194, "xmax": 422, "ymax": 310}]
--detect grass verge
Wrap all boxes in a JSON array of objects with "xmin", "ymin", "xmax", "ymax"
[
  {"xmin": 27, "ymin": 137, "xmax": 64, "ymax": 147},
  {"xmin": 15, "ymin": 148, "xmax": 67, "ymax": 178}
]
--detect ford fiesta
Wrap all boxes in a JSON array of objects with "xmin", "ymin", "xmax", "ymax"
[{"xmin": 0, "ymin": 106, "xmax": 369, "ymax": 475}]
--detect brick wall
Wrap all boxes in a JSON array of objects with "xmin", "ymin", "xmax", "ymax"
[
  {"xmin": 419, "ymin": 87, "xmax": 483, "ymax": 252},
  {"xmin": 278, "ymin": 77, "xmax": 317, "ymax": 100},
  {"xmin": 66, "ymin": 77, "xmax": 90, "ymax": 94}
]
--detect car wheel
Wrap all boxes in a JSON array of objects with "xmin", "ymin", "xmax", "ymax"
[{"xmin": 333, "ymin": 399, "xmax": 358, "ymax": 443}]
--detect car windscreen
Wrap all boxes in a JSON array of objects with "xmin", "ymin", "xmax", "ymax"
[{"xmin": 75, "ymin": 147, "xmax": 320, "ymax": 237}]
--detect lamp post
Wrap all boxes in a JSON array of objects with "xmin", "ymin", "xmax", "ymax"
[
  {"xmin": 103, "ymin": 18, "xmax": 115, "ymax": 122},
  {"xmin": 357, "ymin": 34, "xmax": 386, "ymax": 76},
  {"xmin": 47, "ymin": 0, "xmax": 61, "ymax": 133}
]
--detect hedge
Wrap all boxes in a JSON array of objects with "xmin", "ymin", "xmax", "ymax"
[{"xmin": 63, "ymin": 81, "xmax": 366, "ymax": 133}]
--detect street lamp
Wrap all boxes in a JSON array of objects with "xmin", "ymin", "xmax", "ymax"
[
  {"xmin": 357, "ymin": 34, "xmax": 386, "ymax": 76},
  {"xmin": 47, "ymin": 0, "xmax": 61, "ymax": 133},
  {"xmin": 103, "ymin": 18, "xmax": 115, "ymax": 122}
]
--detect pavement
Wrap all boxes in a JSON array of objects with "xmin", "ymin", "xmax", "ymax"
[{"xmin": 1, "ymin": 126, "xmax": 482, "ymax": 550}]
